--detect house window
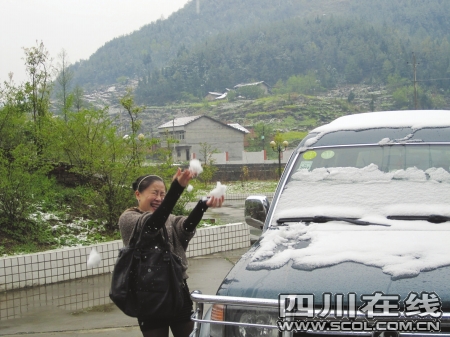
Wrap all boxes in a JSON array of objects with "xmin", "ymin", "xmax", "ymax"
[{"xmin": 177, "ymin": 150, "xmax": 181, "ymax": 157}]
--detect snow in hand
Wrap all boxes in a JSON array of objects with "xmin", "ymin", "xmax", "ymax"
[
  {"xmin": 87, "ymin": 248, "xmax": 102, "ymax": 268},
  {"xmin": 189, "ymin": 159, "xmax": 203, "ymax": 175},
  {"xmin": 209, "ymin": 182, "xmax": 227, "ymax": 198}
]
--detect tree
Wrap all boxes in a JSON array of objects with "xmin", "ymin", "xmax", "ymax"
[
  {"xmin": 0, "ymin": 143, "xmax": 54, "ymax": 243},
  {"xmin": 235, "ymin": 85, "xmax": 265, "ymax": 99},
  {"xmin": 57, "ymin": 108, "xmax": 142, "ymax": 230},
  {"xmin": 247, "ymin": 122, "xmax": 275, "ymax": 153},
  {"xmin": 120, "ymin": 88, "xmax": 144, "ymax": 165},
  {"xmin": 55, "ymin": 49, "xmax": 74, "ymax": 120},
  {"xmin": 198, "ymin": 142, "xmax": 218, "ymax": 187},
  {"xmin": 347, "ymin": 91, "xmax": 355, "ymax": 103},
  {"xmin": 0, "ymin": 77, "xmax": 54, "ymax": 244},
  {"xmin": 23, "ymin": 41, "xmax": 53, "ymax": 154},
  {"xmin": 72, "ymin": 85, "xmax": 85, "ymax": 112}
]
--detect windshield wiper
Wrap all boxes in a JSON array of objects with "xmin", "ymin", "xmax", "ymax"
[
  {"xmin": 277, "ymin": 216, "xmax": 390, "ymax": 227},
  {"xmin": 387, "ymin": 215, "xmax": 450, "ymax": 223}
]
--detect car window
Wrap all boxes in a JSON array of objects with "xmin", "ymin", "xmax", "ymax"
[{"xmin": 290, "ymin": 144, "xmax": 450, "ymax": 176}]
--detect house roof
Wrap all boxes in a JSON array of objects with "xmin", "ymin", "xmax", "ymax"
[
  {"xmin": 158, "ymin": 116, "xmax": 202, "ymax": 129},
  {"xmin": 228, "ymin": 123, "xmax": 250, "ymax": 133},
  {"xmin": 158, "ymin": 115, "xmax": 247, "ymax": 134},
  {"xmin": 233, "ymin": 81, "xmax": 270, "ymax": 89},
  {"xmin": 215, "ymin": 92, "xmax": 228, "ymax": 100}
]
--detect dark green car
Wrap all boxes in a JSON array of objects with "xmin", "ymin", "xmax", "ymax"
[{"xmin": 192, "ymin": 110, "xmax": 450, "ymax": 337}]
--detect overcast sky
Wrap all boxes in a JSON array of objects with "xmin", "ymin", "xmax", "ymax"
[{"xmin": 1, "ymin": 0, "xmax": 192, "ymax": 84}]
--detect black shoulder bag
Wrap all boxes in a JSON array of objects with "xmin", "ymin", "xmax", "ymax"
[{"xmin": 109, "ymin": 215, "xmax": 185, "ymax": 319}]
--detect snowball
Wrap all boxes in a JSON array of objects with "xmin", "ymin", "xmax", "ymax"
[
  {"xmin": 87, "ymin": 248, "xmax": 102, "ymax": 268},
  {"xmin": 187, "ymin": 184, "xmax": 194, "ymax": 192},
  {"xmin": 209, "ymin": 182, "xmax": 227, "ymax": 198},
  {"xmin": 189, "ymin": 159, "xmax": 203, "ymax": 175}
]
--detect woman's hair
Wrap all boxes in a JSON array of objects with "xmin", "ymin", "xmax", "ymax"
[{"xmin": 132, "ymin": 175, "xmax": 165, "ymax": 192}]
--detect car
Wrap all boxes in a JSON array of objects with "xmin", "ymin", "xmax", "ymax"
[{"xmin": 190, "ymin": 110, "xmax": 450, "ymax": 337}]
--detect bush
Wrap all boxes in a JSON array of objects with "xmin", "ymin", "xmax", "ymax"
[{"xmin": 0, "ymin": 145, "xmax": 55, "ymax": 244}]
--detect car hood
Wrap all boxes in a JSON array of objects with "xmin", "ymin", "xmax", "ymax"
[{"xmin": 217, "ymin": 242, "xmax": 450, "ymax": 309}]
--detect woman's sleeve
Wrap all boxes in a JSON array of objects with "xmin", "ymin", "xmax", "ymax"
[
  {"xmin": 183, "ymin": 199, "xmax": 209, "ymax": 232},
  {"xmin": 143, "ymin": 179, "xmax": 185, "ymax": 231}
]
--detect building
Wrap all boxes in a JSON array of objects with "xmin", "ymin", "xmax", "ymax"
[
  {"xmin": 204, "ymin": 91, "xmax": 228, "ymax": 101},
  {"xmin": 158, "ymin": 115, "xmax": 247, "ymax": 162},
  {"xmin": 233, "ymin": 81, "xmax": 271, "ymax": 95},
  {"xmin": 204, "ymin": 92, "xmax": 222, "ymax": 101}
]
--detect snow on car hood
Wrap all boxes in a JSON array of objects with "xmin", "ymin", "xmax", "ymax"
[{"xmin": 248, "ymin": 165, "xmax": 450, "ymax": 280}]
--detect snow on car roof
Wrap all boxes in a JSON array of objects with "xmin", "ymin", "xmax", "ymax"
[{"xmin": 312, "ymin": 110, "xmax": 450, "ymax": 134}]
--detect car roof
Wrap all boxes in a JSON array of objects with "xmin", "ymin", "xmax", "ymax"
[{"xmin": 311, "ymin": 110, "xmax": 450, "ymax": 134}]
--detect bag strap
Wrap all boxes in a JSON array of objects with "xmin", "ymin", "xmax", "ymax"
[{"xmin": 132, "ymin": 214, "xmax": 171, "ymax": 251}]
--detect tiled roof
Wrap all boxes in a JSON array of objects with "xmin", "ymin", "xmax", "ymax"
[
  {"xmin": 233, "ymin": 81, "xmax": 268, "ymax": 89},
  {"xmin": 228, "ymin": 123, "xmax": 250, "ymax": 133},
  {"xmin": 158, "ymin": 116, "xmax": 202, "ymax": 128}
]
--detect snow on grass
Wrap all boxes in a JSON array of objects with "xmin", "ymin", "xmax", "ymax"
[{"xmin": 195, "ymin": 180, "xmax": 277, "ymax": 195}]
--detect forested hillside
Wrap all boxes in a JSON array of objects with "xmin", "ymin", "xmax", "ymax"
[
  {"xmin": 70, "ymin": 0, "xmax": 450, "ymax": 98},
  {"xmin": 135, "ymin": 17, "xmax": 427, "ymax": 105}
]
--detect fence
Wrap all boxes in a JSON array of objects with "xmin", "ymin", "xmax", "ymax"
[{"xmin": 0, "ymin": 223, "xmax": 249, "ymax": 293}]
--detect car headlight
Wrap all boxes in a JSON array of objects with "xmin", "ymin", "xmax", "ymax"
[
  {"xmin": 211, "ymin": 304, "xmax": 279, "ymax": 337},
  {"xmin": 236, "ymin": 311, "xmax": 278, "ymax": 337}
]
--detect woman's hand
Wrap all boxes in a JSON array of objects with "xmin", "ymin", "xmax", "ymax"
[
  {"xmin": 173, "ymin": 167, "xmax": 195, "ymax": 187},
  {"xmin": 206, "ymin": 195, "xmax": 224, "ymax": 208}
]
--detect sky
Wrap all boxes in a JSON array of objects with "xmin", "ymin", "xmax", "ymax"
[{"xmin": 1, "ymin": 0, "xmax": 192, "ymax": 84}]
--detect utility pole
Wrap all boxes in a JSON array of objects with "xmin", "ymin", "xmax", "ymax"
[
  {"xmin": 172, "ymin": 113, "xmax": 176, "ymax": 156},
  {"xmin": 412, "ymin": 52, "xmax": 418, "ymax": 110},
  {"xmin": 261, "ymin": 125, "xmax": 265, "ymax": 151}
]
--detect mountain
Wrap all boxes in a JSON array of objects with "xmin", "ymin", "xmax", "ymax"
[{"xmin": 70, "ymin": 0, "xmax": 450, "ymax": 104}]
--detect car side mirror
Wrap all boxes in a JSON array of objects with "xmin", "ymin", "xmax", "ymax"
[{"xmin": 245, "ymin": 196, "xmax": 270, "ymax": 230}]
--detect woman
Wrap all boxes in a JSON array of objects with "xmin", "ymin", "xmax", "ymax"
[{"xmin": 118, "ymin": 168, "xmax": 223, "ymax": 337}]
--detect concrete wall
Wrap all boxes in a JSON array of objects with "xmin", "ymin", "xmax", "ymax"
[
  {"xmin": 212, "ymin": 149, "xmax": 295, "ymax": 165},
  {"xmin": 213, "ymin": 163, "xmax": 280, "ymax": 181},
  {"xmin": 0, "ymin": 223, "xmax": 249, "ymax": 292},
  {"xmin": 185, "ymin": 118, "xmax": 244, "ymax": 161}
]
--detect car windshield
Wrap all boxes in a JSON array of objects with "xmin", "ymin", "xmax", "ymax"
[
  {"xmin": 289, "ymin": 144, "xmax": 450, "ymax": 173},
  {"xmin": 275, "ymin": 143, "xmax": 450, "ymax": 222},
  {"xmin": 251, "ymin": 142, "xmax": 450, "ymax": 280}
]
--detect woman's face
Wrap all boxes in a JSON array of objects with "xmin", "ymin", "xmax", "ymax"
[{"xmin": 136, "ymin": 180, "xmax": 166, "ymax": 212}]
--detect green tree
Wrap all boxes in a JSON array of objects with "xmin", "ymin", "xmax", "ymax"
[
  {"xmin": 235, "ymin": 85, "xmax": 265, "ymax": 99},
  {"xmin": 23, "ymin": 41, "xmax": 53, "ymax": 154},
  {"xmin": 0, "ymin": 80, "xmax": 54, "ymax": 245},
  {"xmin": 0, "ymin": 144, "xmax": 54, "ymax": 243},
  {"xmin": 55, "ymin": 49, "xmax": 74, "ymax": 120},
  {"xmin": 247, "ymin": 122, "xmax": 275, "ymax": 153},
  {"xmin": 57, "ymin": 108, "xmax": 142, "ymax": 230},
  {"xmin": 120, "ymin": 88, "xmax": 145, "ymax": 165},
  {"xmin": 72, "ymin": 85, "xmax": 85, "ymax": 112},
  {"xmin": 347, "ymin": 91, "xmax": 355, "ymax": 103},
  {"xmin": 198, "ymin": 142, "xmax": 218, "ymax": 187}
]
